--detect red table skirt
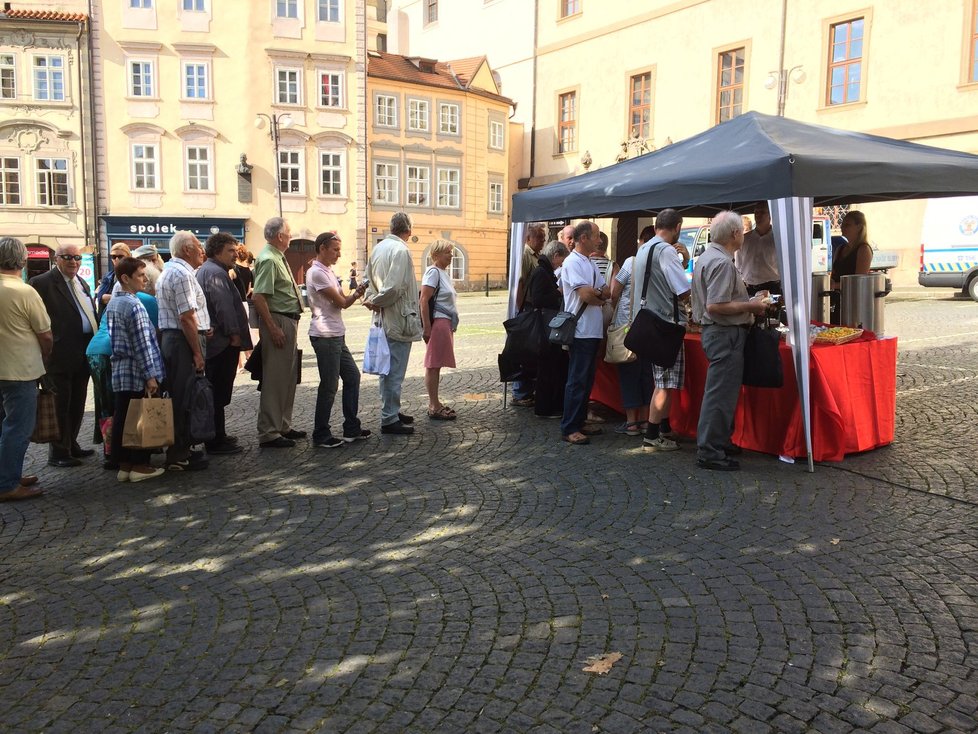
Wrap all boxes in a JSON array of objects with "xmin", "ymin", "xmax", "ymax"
[{"xmin": 591, "ymin": 333, "xmax": 897, "ymax": 462}]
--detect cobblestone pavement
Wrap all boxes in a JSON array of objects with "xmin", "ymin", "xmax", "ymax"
[{"xmin": 2, "ymin": 289, "xmax": 978, "ymax": 733}]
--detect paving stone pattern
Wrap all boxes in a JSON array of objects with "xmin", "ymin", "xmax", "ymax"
[{"xmin": 2, "ymin": 290, "xmax": 977, "ymax": 733}]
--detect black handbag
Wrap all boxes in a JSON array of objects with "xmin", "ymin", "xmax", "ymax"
[
  {"xmin": 502, "ymin": 307, "xmax": 554, "ymax": 365},
  {"xmin": 742, "ymin": 323, "xmax": 784, "ymax": 388},
  {"xmin": 548, "ymin": 301, "xmax": 588, "ymax": 347},
  {"xmin": 624, "ymin": 243, "xmax": 686, "ymax": 367}
]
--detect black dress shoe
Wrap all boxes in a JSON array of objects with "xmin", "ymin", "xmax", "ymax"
[
  {"xmin": 697, "ymin": 457, "xmax": 740, "ymax": 471},
  {"xmin": 102, "ymin": 460, "xmax": 120, "ymax": 470},
  {"xmin": 381, "ymin": 421, "xmax": 414, "ymax": 435},
  {"xmin": 397, "ymin": 412, "xmax": 414, "ymax": 425},
  {"xmin": 206, "ymin": 441, "xmax": 243, "ymax": 455},
  {"xmin": 71, "ymin": 447, "xmax": 96, "ymax": 458},
  {"xmin": 48, "ymin": 457, "xmax": 82, "ymax": 468},
  {"xmin": 724, "ymin": 444, "xmax": 743, "ymax": 456},
  {"xmin": 260, "ymin": 436, "xmax": 296, "ymax": 448},
  {"xmin": 282, "ymin": 429, "xmax": 307, "ymax": 440}
]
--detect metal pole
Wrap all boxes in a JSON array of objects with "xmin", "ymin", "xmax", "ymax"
[
  {"xmin": 485, "ymin": 273, "xmax": 489, "ymax": 297},
  {"xmin": 777, "ymin": 0, "xmax": 788, "ymax": 117},
  {"xmin": 271, "ymin": 115, "xmax": 283, "ymax": 219}
]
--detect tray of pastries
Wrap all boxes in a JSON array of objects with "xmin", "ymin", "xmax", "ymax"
[{"xmin": 813, "ymin": 326, "xmax": 864, "ymax": 345}]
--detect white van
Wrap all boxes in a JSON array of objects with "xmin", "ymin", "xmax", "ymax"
[{"xmin": 918, "ymin": 196, "xmax": 978, "ymax": 301}]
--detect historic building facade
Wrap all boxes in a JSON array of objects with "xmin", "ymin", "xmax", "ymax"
[{"xmin": 366, "ymin": 51, "xmax": 513, "ymax": 290}]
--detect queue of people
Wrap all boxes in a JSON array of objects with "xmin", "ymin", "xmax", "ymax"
[{"xmin": 0, "ymin": 211, "xmax": 464, "ymax": 502}]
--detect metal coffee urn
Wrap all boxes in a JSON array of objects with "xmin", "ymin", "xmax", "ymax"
[
  {"xmin": 811, "ymin": 273, "xmax": 832, "ymax": 323},
  {"xmin": 840, "ymin": 273, "xmax": 892, "ymax": 336}
]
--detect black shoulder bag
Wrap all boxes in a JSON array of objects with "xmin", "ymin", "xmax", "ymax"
[{"xmin": 624, "ymin": 243, "xmax": 686, "ymax": 368}]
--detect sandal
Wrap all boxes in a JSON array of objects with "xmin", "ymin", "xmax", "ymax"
[
  {"xmin": 428, "ymin": 406, "xmax": 457, "ymax": 421},
  {"xmin": 562, "ymin": 432, "xmax": 590, "ymax": 445},
  {"xmin": 581, "ymin": 425, "xmax": 604, "ymax": 436}
]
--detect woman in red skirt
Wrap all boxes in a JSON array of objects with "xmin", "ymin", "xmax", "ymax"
[{"xmin": 420, "ymin": 240, "xmax": 460, "ymax": 420}]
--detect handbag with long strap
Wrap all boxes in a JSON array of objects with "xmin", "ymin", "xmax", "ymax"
[
  {"xmin": 623, "ymin": 243, "xmax": 686, "ymax": 367},
  {"xmin": 742, "ymin": 322, "xmax": 784, "ymax": 388}
]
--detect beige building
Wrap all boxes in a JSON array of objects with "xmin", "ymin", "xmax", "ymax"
[
  {"xmin": 528, "ymin": 0, "xmax": 978, "ymax": 284},
  {"xmin": 366, "ymin": 51, "xmax": 514, "ymax": 289},
  {"xmin": 0, "ymin": 3, "xmax": 99, "ymax": 287},
  {"xmin": 92, "ymin": 0, "xmax": 365, "ymax": 281}
]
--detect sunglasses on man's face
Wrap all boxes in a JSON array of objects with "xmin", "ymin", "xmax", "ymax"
[
  {"xmin": 111, "ymin": 254, "xmax": 125, "ymax": 260},
  {"xmin": 59, "ymin": 254, "xmax": 83, "ymax": 262}
]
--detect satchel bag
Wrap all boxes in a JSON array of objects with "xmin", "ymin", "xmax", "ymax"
[
  {"xmin": 547, "ymin": 300, "xmax": 588, "ymax": 347},
  {"xmin": 623, "ymin": 243, "xmax": 686, "ymax": 368},
  {"xmin": 31, "ymin": 379, "xmax": 60, "ymax": 444},
  {"xmin": 363, "ymin": 315, "xmax": 391, "ymax": 376},
  {"xmin": 742, "ymin": 323, "xmax": 784, "ymax": 388},
  {"xmin": 122, "ymin": 394, "xmax": 175, "ymax": 449},
  {"xmin": 604, "ymin": 322, "xmax": 636, "ymax": 364}
]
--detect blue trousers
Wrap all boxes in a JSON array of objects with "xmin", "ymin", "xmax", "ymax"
[
  {"xmin": 560, "ymin": 338, "xmax": 600, "ymax": 436},
  {"xmin": 379, "ymin": 338, "xmax": 412, "ymax": 426},
  {"xmin": 0, "ymin": 380, "xmax": 37, "ymax": 492}
]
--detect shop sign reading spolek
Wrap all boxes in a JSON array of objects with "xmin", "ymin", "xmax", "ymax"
[{"xmin": 129, "ymin": 223, "xmax": 181, "ymax": 236}]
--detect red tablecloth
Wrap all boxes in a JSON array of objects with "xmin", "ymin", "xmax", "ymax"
[{"xmin": 591, "ymin": 333, "xmax": 897, "ymax": 462}]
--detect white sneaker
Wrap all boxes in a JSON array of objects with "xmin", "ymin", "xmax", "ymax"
[{"xmin": 643, "ymin": 435, "xmax": 680, "ymax": 452}]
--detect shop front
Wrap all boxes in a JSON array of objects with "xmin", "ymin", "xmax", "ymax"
[{"xmin": 103, "ymin": 216, "xmax": 249, "ymax": 262}]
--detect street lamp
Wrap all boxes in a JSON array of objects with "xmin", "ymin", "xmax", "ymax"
[
  {"xmin": 765, "ymin": 65, "xmax": 807, "ymax": 117},
  {"xmin": 254, "ymin": 112, "xmax": 293, "ymax": 218}
]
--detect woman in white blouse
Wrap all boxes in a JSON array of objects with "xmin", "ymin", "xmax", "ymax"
[{"xmin": 419, "ymin": 240, "xmax": 460, "ymax": 420}]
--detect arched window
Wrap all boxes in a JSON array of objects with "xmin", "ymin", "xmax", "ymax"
[{"xmin": 423, "ymin": 241, "xmax": 466, "ymax": 281}]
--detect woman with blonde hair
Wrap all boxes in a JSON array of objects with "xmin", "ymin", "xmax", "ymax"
[
  {"xmin": 830, "ymin": 210, "xmax": 873, "ymax": 288},
  {"xmin": 419, "ymin": 240, "xmax": 460, "ymax": 420},
  {"xmin": 95, "ymin": 243, "xmax": 132, "ymax": 311}
]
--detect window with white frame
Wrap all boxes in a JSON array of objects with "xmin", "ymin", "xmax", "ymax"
[
  {"xmin": 132, "ymin": 144, "xmax": 158, "ymax": 190},
  {"xmin": 373, "ymin": 162, "xmax": 398, "ymax": 204},
  {"xmin": 0, "ymin": 157, "xmax": 21, "ymax": 205},
  {"xmin": 278, "ymin": 149, "xmax": 303, "ymax": 194},
  {"xmin": 185, "ymin": 145, "xmax": 212, "ymax": 191},
  {"xmin": 319, "ymin": 71, "xmax": 343, "ymax": 107},
  {"xmin": 130, "ymin": 0, "xmax": 152, "ymax": 6},
  {"xmin": 276, "ymin": 68, "xmax": 301, "ymax": 105},
  {"xmin": 488, "ymin": 181, "xmax": 503, "ymax": 213},
  {"xmin": 437, "ymin": 168, "xmax": 460, "ymax": 208},
  {"xmin": 276, "ymin": 0, "xmax": 298, "ymax": 18},
  {"xmin": 319, "ymin": 151, "xmax": 344, "ymax": 196},
  {"xmin": 489, "ymin": 119, "xmax": 504, "ymax": 149},
  {"xmin": 1, "ymin": 54, "xmax": 16, "ymax": 100},
  {"xmin": 318, "ymin": 0, "xmax": 340, "ymax": 22},
  {"xmin": 128, "ymin": 60, "xmax": 154, "ymax": 97},
  {"xmin": 183, "ymin": 0, "xmax": 204, "ymax": 9},
  {"xmin": 183, "ymin": 62, "xmax": 208, "ymax": 99},
  {"xmin": 439, "ymin": 103, "xmax": 459, "ymax": 134},
  {"xmin": 376, "ymin": 94, "xmax": 397, "ymax": 127},
  {"xmin": 33, "ymin": 56, "xmax": 65, "ymax": 101},
  {"xmin": 447, "ymin": 247, "xmax": 464, "ymax": 280},
  {"xmin": 36, "ymin": 158, "xmax": 69, "ymax": 206},
  {"xmin": 406, "ymin": 165, "xmax": 429, "ymax": 206},
  {"xmin": 408, "ymin": 99, "xmax": 429, "ymax": 131}
]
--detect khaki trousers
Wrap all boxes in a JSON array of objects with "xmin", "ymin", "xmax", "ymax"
[{"xmin": 257, "ymin": 312, "xmax": 298, "ymax": 443}]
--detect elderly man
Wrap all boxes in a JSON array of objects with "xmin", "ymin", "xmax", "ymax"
[
  {"xmin": 632, "ymin": 209, "xmax": 691, "ymax": 452},
  {"xmin": 30, "ymin": 243, "xmax": 98, "ymax": 467},
  {"xmin": 512, "ymin": 224, "xmax": 546, "ymax": 407},
  {"xmin": 559, "ymin": 221, "xmax": 610, "ymax": 445},
  {"xmin": 252, "ymin": 217, "xmax": 305, "ymax": 448},
  {"xmin": 197, "ymin": 232, "xmax": 252, "ymax": 456},
  {"xmin": 691, "ymin": 211, "xmax": 769, "ymax": 471},
  {"xmin": 557, "ymin": 224, "xmax": 576, "ymax": 251},
  {"xmin": 363, "ymin": 212, "xmax": 423, "ymax": 435},
  {"xmin": 0, "ymin": 238, "xmax": 52, "ymax": 501},
  {"xmin": 156, "ymin": 230, "xmax": 210, "ymax": 471},
  {"xmin": 735, "ymin": 201, "xmax": 781, "ymax": 296}
]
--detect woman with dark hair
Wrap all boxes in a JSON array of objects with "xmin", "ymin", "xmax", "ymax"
[
  {"xmin": 306, "ymin": 231, "xmax": 370, "ymax": 448},
  {"xmin": 525, "ymin": 240, "xmax": 569, "ymax": 418}
]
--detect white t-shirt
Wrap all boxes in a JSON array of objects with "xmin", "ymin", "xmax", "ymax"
[
  {"xmin": 305, "ymin": 260, "xmax": 345, "ymax": 337},
  {"xmin": 422, "ymin": 266, "xmax": 456, "ymax": 320},
  {"xmin": 559, "ymin": 250, "xmax": 605, "ymax": 339}
]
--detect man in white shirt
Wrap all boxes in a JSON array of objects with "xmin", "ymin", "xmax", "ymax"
[
  {"xmin": 558, "ymin": 221, "xmax": 610, "ymax": 445},
  {"xmin": 156, "ymin": 230, "xmax": 211, "ymax": 471},
  {"xmin": 735, "ymin": 201, "xmax": 781, "ymax": 296}
]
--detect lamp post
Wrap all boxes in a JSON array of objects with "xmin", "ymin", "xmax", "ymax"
[
  {"xmin": 765, "ymin": 65, "xmax": 807, "ymax": 117},
  {"xmin": 254, "ymin": 112, "xmax": 293, "ymax": 218}
]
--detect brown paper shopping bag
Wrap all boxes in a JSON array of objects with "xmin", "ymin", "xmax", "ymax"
[{"xmin": 122, "ymin": 396, "xmax": 175, "ymax": 449}]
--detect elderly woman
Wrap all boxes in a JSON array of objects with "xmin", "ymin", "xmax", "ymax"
[
  {"xmin": 609, "ymin": 254, "xmax": 653, "ymax": 435},
  {"xmin": 419, "ymin": 240, "xmax": 460, "ymax": 420},
  {"xmin": 95, "ymin": 243, "xmax": 132, "ymax": 312},
  {"xmin": 525, "ymin": 240, "xmax": 569, "ymax": 418},
  {"xmin": 105, "ymin": 257, "xmax": 165, "ymax": 483}
]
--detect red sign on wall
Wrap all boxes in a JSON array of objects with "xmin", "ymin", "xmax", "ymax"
[{"xmin": 27, "ymin": 246, "xmax": 52, "ymax": 260}]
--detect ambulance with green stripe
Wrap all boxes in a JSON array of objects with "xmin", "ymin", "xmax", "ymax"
[{"xmin": 918, "ymin": 196, "xmax": 978, "ymax": 301}]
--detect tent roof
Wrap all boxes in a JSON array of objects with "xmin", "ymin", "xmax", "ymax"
[{"xmin": 511, "ymin": 111, "xmax": 978, "ymax": 221}]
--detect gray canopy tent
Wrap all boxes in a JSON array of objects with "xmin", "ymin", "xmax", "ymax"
[{"xmin": 509, "ymin": 111, "xmax": 978, "ymax": 470}]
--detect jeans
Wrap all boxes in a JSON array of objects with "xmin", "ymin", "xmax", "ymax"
[
  {"xmin": 0, "ymin": 380, "xmax": 37, "ymax": 492},
  {"xmin": 311, "ymin": 335, "xmax": 362, "ymax": 441},
  {"xmin": 379, "ymin": 338, "xmax": 412, "ymax": 426},
  {"xmin": 513, "ymin": 377, "xmax": 535, "ymax": 401},
  {"xmin": 560, "ymin": 338, "xmax": 600, "ymax": 436},
  {"xmin": 205, "ymin": 345, "xmax": 240, "ymax": 446},
  {"xmin": 696, "ymin": 324, "xmax": 747, "ymax": 462},
  {"xmin": 617, "ymin": 356, "xmax": 654, "ymax": 410}
]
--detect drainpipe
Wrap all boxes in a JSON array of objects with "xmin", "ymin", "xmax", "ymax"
[
  {"xmin": 526, "ymin": 0, "xmax": 538, "ymax": 189},
  {"xmin": 74, "ymin": 19, "xmax": 93, "ymax": 275},
  {"xmin": 85, "ymin": 0, "xmax": 102, "ymax": 274}
]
